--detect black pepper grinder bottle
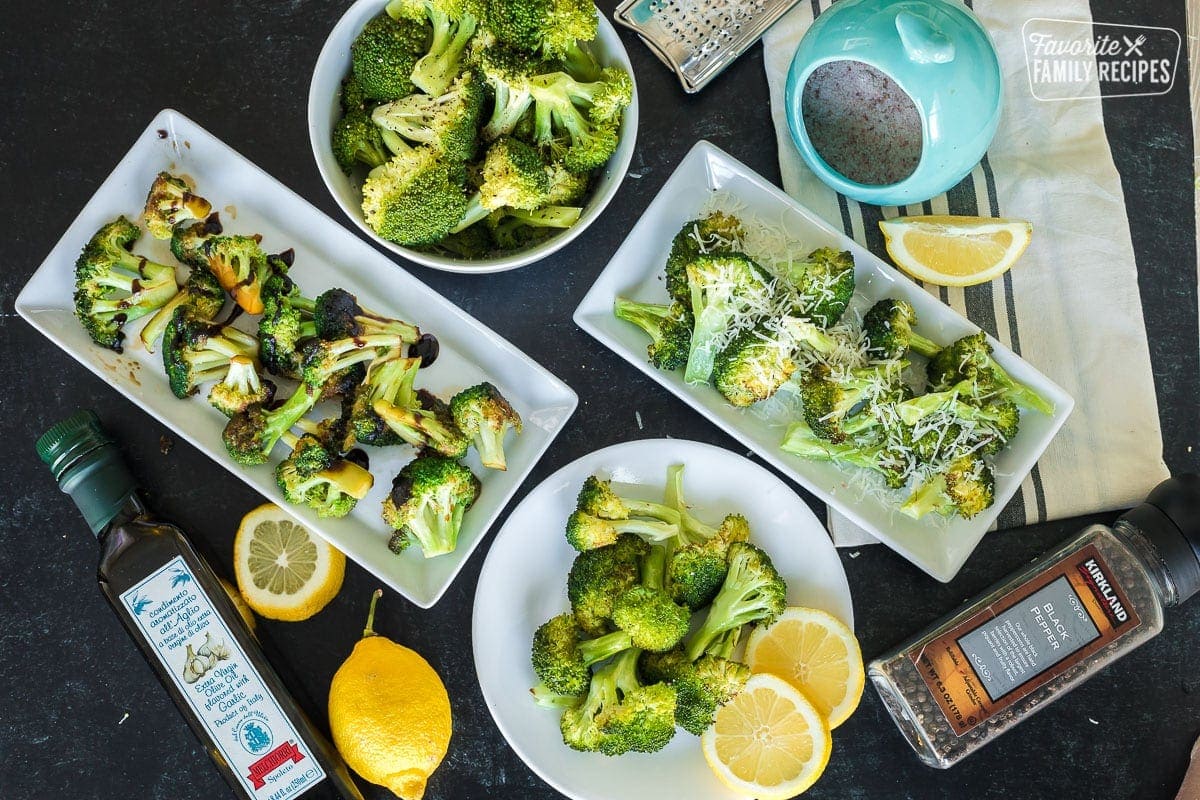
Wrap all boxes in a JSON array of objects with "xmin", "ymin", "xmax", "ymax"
[
  {"xmin": 36, "ymin": 410, "xmax": 364, "ymax": 800},
  {"xmin": 870, "ymin": 475, "xmax": 1200, "ymax": 768}
]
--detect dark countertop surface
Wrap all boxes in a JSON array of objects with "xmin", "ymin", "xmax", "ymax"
[{"xmin": 2, "ymin": 1, "xmax": 1197, "ymax": 799}]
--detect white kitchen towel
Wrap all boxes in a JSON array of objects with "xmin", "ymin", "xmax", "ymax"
[{"xmin": 762, "ymin": 0, "xmax": 1169, "ymax": 546}]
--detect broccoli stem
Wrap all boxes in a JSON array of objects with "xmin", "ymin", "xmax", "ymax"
[
  {"xmin": 900, "ymin": 475, "xmax": 949, "ymax": 519},
  {"xmin": 613, "ymin": 298, "xmax": 671, "ymax": 351},
  {"xmin": 577, "ymin": 629, "xmax": 633, "ymax": 665},
  {"xmin": 909, "ymin": 331, "xmax": 941, "ymax": 358},
  {"xmin": 450, "ymin": 194, "xmax": 491, "ymax": 234},
  {"xmin": 530, "ymin": 683, "xmax": 582, "ymax": 709}
]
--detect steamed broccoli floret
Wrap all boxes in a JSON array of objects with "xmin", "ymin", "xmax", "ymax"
[
  {"xmin": 477, "ymin": 136, "xmax": 551, "ymax": 210},
  {"xmin": 208, "ymin": 355, "xmax": 276, "ymax": 417},
  {"xmin": 386, "ymin": 0, "xmax": 480, "ymax": 95},
  {"xmin": 661, "ymin": 463, "xmax": 751, "ymax": 609},
  {"xmin": 862, "ymin": 298, "xmax": 940, "ymax": 360},
  {"xmin": 204, "ymin": 234, "xmax": 277, "ymax": 315},
  {"xmin": 274, "ymin": 432, "xmax": 374, "ymax": 518},
  {"xmin": 684, "ymin": 252, "xmax": 773, "ymax": 385},
  {"xmin": 221, "ymin": 383, "xmax": 321, "ymax": 466},
  {"xmin": 560, "ymin": 647, "xmax": 676, "ymax": 755},
  {"xmin": 484, "ymin": 205, "xmax": 582, "ymax": 249},
  {"xmin": 382, "ymin": 455, "xmax": 481, "ymax": 557},
  {"xmin": 142, "ymin": 172, "xmax": 212, "ymax": 239},
  {"xmin": 371, "ymin": 71, "xmax": 484, "ymax": 162},
  {"xmin": 783, "ymin": 247, "xmax": 856, "ymax": 327},
  {"xmin": 73, "ymin": 217, "xmax": 179, "ymax": 352},
  {"xmin": 531, "ymin": 613, "xmax": 637, "ymax": 696},
  {"xmin": 373, "ymin": 390, "xmax": 470, "ymax": 457},
  {"xmin": 901, "ymin": 455, "xmax": 996, "ymax": 520},
  {"xmin": 139, "ymin": 265, "xmax": 225, "ymax": 353},
  {"xmin": 350, "ymin": 14, "xmax": 427, "ymax": 101},
  {"xmin": 161, "ymin": 308, "xmax": 259, "ymax": 399},
  {"xmin": 640, "ymin": 629, "xmax": 750, "ymax": 736},
  {"xmin": 800, "ymin": 362, "xmax": 907, "ymax": 443},
  {"xmin": 567, "ymin": 535, "xmax": 646, "ymax": 635},
  {"xmin": 348, "ymin": 352, "xmax": 422, "ymax": 447},
  {"xmin": 712, "ymin": 326, "xmax": 797, "ymax": 407},
  {"xmin": 429, "ymin": 223, "xmax": 495, "ymax": 258},
  {"xmin": 340, "ymin": 75, "xmax": 370, "ymax": 113},
  {"xmin": 612, "ymin": 297, "xmax": 693, "ymax": 372},
  {"xmin": 170, "ymin": 213, "xmax": 223, "ymax": 270},
  {"xmin": 927, "ymin": 331, "xmax": 1054, "ymax": 415},
  {"xmin": 780, "ymin": 419, "xmax": 908, "ymax": 489},
  {"xmin": 313, "ymin": 287, "xmax": 422, "ymax": 343},
  {"xmin": 544, "ymin": 66, "xmax": 632, "ymax": 123},
  {"xmin": 485, "ymin": 0, "xmax": 597, "ymax": 58},
  {"xmin": 664, "ymin": 212, "xmax": 744, "ymax": 304},
  {"xmin": 361, "ymin": 146, "xmax": 470, "ymax": 245},
  {"xmin": 332, "ymin": 110, "xmax": 390, "ymax": 174},
  {"xmin": 529, "ymin": 71, "xmax": 619, "ymax": 173},
  {"xmin": 449, "ymin": 382, "xmax": 522, "ymax": 470},
  {"xmin": 684, "ymin": 542, "xmax": 787, "ymax": 662},
  {"xmin": 477, "ymin": 45, "xmax": 541, "ymax": 141}
]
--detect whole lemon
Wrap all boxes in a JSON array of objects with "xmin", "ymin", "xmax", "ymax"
[{"xmin": 329, "ymin": 590, "xmax": 452, "ymax": 800}]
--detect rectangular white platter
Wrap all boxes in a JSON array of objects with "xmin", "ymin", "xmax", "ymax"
[
  {"xmin": 17, "ymin": 109, "xmax": 578, "ymax": 608},
  {"xmin": 574, "ymin": 140, "xmax": 1073, "ymax": 582}
]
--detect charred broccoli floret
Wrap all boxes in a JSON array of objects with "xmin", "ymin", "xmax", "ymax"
[
  {"xmin": 221, "ymin": 383, "xmax": 321, "ymax": 466},
  {"xmin": 208, "ymin": 355, "xmax": 276, "ymax": 417},
  {"xmin": 73, "ymin": 217, "xmax": 179, "ymax": 352},
  {"xmin": 142, "ymin": 172, "xmax": 212, "ymax": 239},
  {"xmin": 449, "ymin": 382, "xmax": 522, "ymax": 470},
  {"xmin": 170, "ymin": 213, "xmax": 223, "ymax": 270},
  {"xmin": 610, "ymin": 545, "xmax": 689, "ymax": 653},
  {"xmin": 204, "ymin": 234, "xmax": 277, "ymax": 315},
  {"xmin": 640, "ymin": 628, "xmax": 750, "ymax": 736},
  {"xmin": 612, "ymin": 297, "xmax": 693, "ymax": 372},
  {"xmin": 349, "ymin": 352, "xmax": 422, "ymax": 447},
  {"xmin": 161, "ymin": 308, "xmax": 259, "ymax": 399},
  {"xmin": 139, "ymin": 265, "xmax": 225, "ymax": 353},
  {"xmin": 275, "ymin": 432, "xmax": 374, "ymax": 518},
  {"xmin": 382, "ymin": 455, "xmax": 481, "ymax": 557},
  {"xmin": 780, "ymin": 419, "xmax": 908, "ymax": 489},
  {"xmin": 313, "ymin": 286, "xmax": 422, "ymax": 344},
  {"xmin": 800, "ymin": 362, "xmax": 908, "ymax": 443},
  {"xmin": 559, "ymin": 647, "xmax": 676, "ymax": 755},
  {"xmin": 374, "ymin": 390, "xmax": 470, "ymax": 458},
  {"xmin": 712, "ymin": 326, "xmax": 797, "ymax": 408},
  {"xmin": 258, "ymin": 274, "xmax": 318, "ymax": 379}
]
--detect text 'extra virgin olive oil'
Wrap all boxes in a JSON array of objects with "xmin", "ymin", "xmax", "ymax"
[{"xmin": 37, "ymin": 411, "xmax": 363, "ymax": 800}]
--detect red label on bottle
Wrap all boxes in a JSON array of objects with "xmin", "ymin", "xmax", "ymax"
[{"xmin": 246, "ymin": 741, "xmax": 306, "ymax": 789}]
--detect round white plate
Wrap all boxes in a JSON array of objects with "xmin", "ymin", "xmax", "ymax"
[{"xmin": 471, "ymin": 438, "xmax": 853, "ymax": 800}]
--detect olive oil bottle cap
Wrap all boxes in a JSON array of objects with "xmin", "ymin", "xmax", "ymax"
[
  {"xmin": 36, "ymin": 410, "xmax": 137, "ymax": 535},
  {"xmin": 1119, "ymin": 474, "xmax": 1200, "ymax": 603}
]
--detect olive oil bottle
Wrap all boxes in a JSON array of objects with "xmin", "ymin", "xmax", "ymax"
[{"xmin": 37, "ymin": 410, "xmax": 363, "ymax": 800}]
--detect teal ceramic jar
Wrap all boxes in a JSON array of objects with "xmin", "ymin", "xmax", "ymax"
[{"xmin": 784, "ymin": 0, "xmax": 1002, "ymax": 206}]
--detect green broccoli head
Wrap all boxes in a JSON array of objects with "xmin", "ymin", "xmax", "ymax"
[
  {"xmin": 567, "ymin": 535, "xmax": 645, "ymax": 635},
  {"xmin": 485, "ymin": 0, "xmax": 597, "ymax": 58},
  {"xmin": 349, "ymin": 353, "xmax": 421, "ymax": 447},
  {"xmin": 611, "ymin": 585, "xmax": 689, "ymax": 652},
  {"xmin": 788, "ymin": 247, "xmax": 855, "ymax": 327},
  {"xmin": 477, "ymin": 44, "xmax": 543, "ymax": 141},
  {"xmin": 138, "ymin": 264, "xmax": 227, "ymax": 353},
  {"xmin": 142, "ymin": 172, "xmax": 212, "ymax": 239},
  {"xmin": 332, "ymin": 110, "xmax": 390, "ymax": 175},
  {"xmin": 800, "ymin": 363, "xmax": 906, "ymax": 443},
  {"xmin": 927, "ymin": 332, "xmax": 1054, "ymax": 415},
  {"xmin": 901, "ymin": 455, "xmax": 996, "ymax": 520},
  {"xmin": 275, "ymin": 434, "xmax": 373, "ymax": 518},
  {"xmin": 371, "ymin": 71, "xmax": 484, "ymax": 163},
  {"xmin": 713, "ymin": 326, "xmax": 797, "ymax": 408},
  {"xmin": 361, "ymin": 146, "xmax": 470, "ymax": 246},
  {"xmin": 528, "ymin": 71, "xmax": 619, "ymax": 173},
  {"xmin": 208, "ymin": 355, "xmax": 275, "ymax": 417},
  {"xmin": 350, "ymin": 14, "xmax": 427, "ymax": 101},
  {"xmin": 449, "ymin": 381, "xmax": 522, "ymax": 470},
  {"xmin": 340, "ymin": 75, "xmax": 370, "ymax": 113},
  {"xmin": 258, "ymin": 273, "xmax": 317, "ymax": 379},
  {"xmin": 612, "ymin": 297, "xmax": 693, "ymax": 372},
  {"xmin": 373, "ymin": 390, "xmax": 470, "ymax": 458},
  {"xmin": 203, "ymin": 234, "xmax": 276, "ymax": 315},
  {"xmin": 595, "ymin": 649, "xmax": 677, "ymax": 754},
  {"xmin": 664, "ymin": 212, "xmax": 745, "ymax": 304},
  {"xmin": 684, "ymin": 542, "xmax": 787, "ymax": 662},
  {"xmin": 531, "ymin": 613, "xmax": 590, "ymax": 697},
  {"xmin": 862, "ymin": 298, "xmax": 941, "ymax": 360},
  {"xmin": 382, "ymin": 455, "xmax": 481, "ymax": 557},
  {"xmin": 683, "ymin": 252, "xmax": 773, "ymax": 385},
  {"xmin": 477, "ymin": 136, "xmax": 551, "ymax": 211}
]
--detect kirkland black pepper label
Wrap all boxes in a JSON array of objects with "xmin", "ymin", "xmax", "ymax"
[
  {"xmin": 119, "ymin": 557, "xmax": 326, "ymax": 798},
  {"xmin": 908, "ymin": 544, "xmax": 1140, "ymax": 736}
]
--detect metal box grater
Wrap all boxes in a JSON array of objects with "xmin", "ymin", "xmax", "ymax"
[{"xmin": 614, "ymin": 0, "xmax": 803, "ymax": 93}]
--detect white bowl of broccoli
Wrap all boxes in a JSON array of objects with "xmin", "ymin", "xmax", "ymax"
[{"xmin": 309, "ymin": 0, "xmax": 638, "ymax": 273}]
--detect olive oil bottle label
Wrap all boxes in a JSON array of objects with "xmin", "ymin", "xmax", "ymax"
[
  {"xmin": 907, "ymin": 544, "xmax": 1141, "ymax": 736},
  {"xmin": 120, "ymin": 556, "xmax": 326, "ymax": 798}
]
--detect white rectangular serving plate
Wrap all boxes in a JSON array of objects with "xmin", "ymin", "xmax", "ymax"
[
  {"xmin": 18, "ymin": 109, "xmax": 578, "ymax": 608},
  {"xmin": 574, "ymin": 140, "xmax": 1073, "ymax": 582}
]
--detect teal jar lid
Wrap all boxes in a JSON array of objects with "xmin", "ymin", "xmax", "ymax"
[{"xmin": 784, "ymin": 0, "xmax": 1002, "ymax": 206}]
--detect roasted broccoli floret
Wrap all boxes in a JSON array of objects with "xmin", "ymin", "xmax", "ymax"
[
  {"xmin": 665, "ymin": 213, "xmax": 744, "ymax": 304},
  {"xmin": 348, "ymin": 352, "xmax": 422, "ymax": 447},
  {"xmin": 374, "ymin": 390, "xmax": 470, "ymax": 458},
  {"xmin": 485, "ymin": 0, "xmax": 597, "ymax": 58},
  {"xmin": 449, "ymin": 382, "xmax": 522, "ymax": 470},
  {"xmin": 73, "ymin": 217, "xmax": 179, "ymax": 351},
  {"xmin": 712, "ymin": 326, "xmax": 797, "ymax": 407},
  {"xmin": 361, "ymin": 146, "xmax": 470, "ymax": 245},
  {"xmin": 350, "ymin": 13, "xmax": 427, "ymax": 101},
  {"xmin": 386, "ymin": 0, "xmax": 480, "ymax": 96},
  {"xmin": 531, "ymin": 613, "xmax": 635, "ymax": 696},
  {"xmin": 901, "ymin": 455, "xmax": 996, "ymax": 519},
  {"xmin": 612, "ymin": 297, "xmax": 693, "ymax": 372},
  {"xmin": 204, "ymin": 234, "xmax": 277, "ymax": 315},
  {"xmin": 142, "ymin": 172, "xmax": 212, "ymax": 240},
  {"xmin": 139, "ymin": 266, "xmax": 225, "ymax": 353},
  {"xmin": 208, "ymin": 355, "xmax": 276, "ymax": 417},
  {"xmin": 567, "ymin": 535, "xmax": 646, "ymax": 635},
  {"xmin": 610, "ymin": 545, "xmax": 689, "ymax": 652},
  {"xmin": 785, "ymin": 247, "xmax": 856, "ymax": 327},
  {"xmin": 161, "ymin": 308, "xmax": 259, "ymax": 399},
  {"xmin": 780, "ymin": 419, "xmax": 908, "ymax": 489},
  {"xmin": 371, "ymin": 71, "xmax": 484, "ymax": 162},
  {"xmin": 299, "ymin": 332, "xmax": 409, "ymax": 390},
  {"xmin": 862, "ymin": 298, "xmax": 940, "ymax": 360},
  {"xmin": 927, "ymin": 331, "xmax": 1054, "ymax": 415},
  {"xmin": 382, "ymin": 455, "xmax": 482, "ymax": 557},
  {"xmin": 575, "ymin": 475, "xmax": 681, "ymax": 525},
  {"xmin": 313, "ymin": 286, "xmax": 422, "ymax": 343},
  {"xmin": 170, "ymin": 213, "xmax": 223, "ymax": 270},
  {"xmin": 564, "ymin": 511, "xmax": 680, "ymax": 552},
  {"xmin": 684, "ymin": 252, "xmax": 773, "ymax": 385},
  {"xmin": 222, "ymin": 383, "xmax": 321, "ymax": 466},
  {"xmin": 257, "ymin": 274, "xmax": 318, "ymax": 379},
  {"xmin": 684, "ymin": 542, "xmax": 787, "ymax": 662},
  {"xmin": 560, "ymin": 647, "xmax": 676, "ymax": 755},
  {"xmin": 529, "ymin": 71, "xmax": 619, "ymax": 173},
  {"xmin": 332, "ymin": 110, "xmax": 390, "ymax": 174},
  {"xmin": 800, "ymin": 362, "xmax": 907, "ymax": 443},
  {"xmin": 273, "ymin": 432, "xmax": 374, "ymax": 518}
]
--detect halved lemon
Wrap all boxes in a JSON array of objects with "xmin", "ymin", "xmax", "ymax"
[
  {"xmin": 745, "ymin": 607, "xmax": 864, "ymax": 729},
  {"xmin": 879, "ymin": 215, "xmax": 1033, "ymax": 287},
  {"xmin": 233, "ymin": 503, "xmax": 345, "ymax": 622},
  {"xmin": 701, "ymin": 673, "xmax": 832, "ymax": 799}
]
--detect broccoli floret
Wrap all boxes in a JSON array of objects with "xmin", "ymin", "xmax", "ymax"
[
  {"xmin": 664, "ymin": 213, "xmax": 744, "ymax": 304},
  {"xmin": 142, "ymin": 172, "xmax": 212, "ymax": 240},
  {"xmin": 543, "ymin": 161, "xmax": 589, "ymax": 204},
  {"xmin": 139, "ymin": 266, "xmax": 225, "ymax": 353},
  {"xmin": 273, "ymin": 432, "xmax": 374, "ymax": 518},
  {"xmin": 610, "ymin": 545, "xmax": 689, "ymax": 652},
  {"xmin": 361, "ymin": 146, "xmax": 470, "ymax": 246},
  {"xmin": 73, "ymin": 217, "xmax": 179, "ymax": 352},
  {"xmin": 575, "ymin": 475, "xmax": 681, "ymax": 524},
  {"xmin": 560, "ymin": 647, "xmax": 676, "ymax": 755},
  {"xmin": 612, "ymin": 297, "xmax": 693, "ymax": 372},
  {"xmin": 382, "ymin": 455, "xmax": 481, "ymax": 557},
  {"xmin": 449, "ymin": 382, "xmax": 522, "ymax": 470},
  {"xmin": 528, "ymin": 71, "xmax": 619, "ymax": 173},
  {"xmin": 313, "ymin": 287, "xmax": 422, "ymax": 343},
  {"xmin": 684, "ymin": 542, "xmax": 787, "ymax": 662},
  {"xmin": 477, "ymin": 45, "xmax": 542, "ymax": 141},
  {"xmin": 349, "ymin": 352, "xmax": 422, "ymax": 447},
  {"xmin": 204, "ymin": 234, "xmax": 277, "ymax": 315},
  {"xmin": 208, "ymin": 355, "xmax": 276, "ymax": 417},
  {"xmin": 161, "ymin": 308, "xmax": 259, "ymax": 399},
  {"xmin": 428, "ymin": 223, "xmax": 495, "ymax": 258},
  {"xmin": 386, "ymin": 0, "xmax": 480, "ymax": 95},
  {"xmin": 712, "ymin": 326, "xmax": 797, "ymax": 408},
  {"xmin": 783, "ymin": 247, "xmax": 856, "ymax": 327},
  {"xmin": 477, "ymin": 136, "xmax": 551, "ymax": 211},
  {"xmin": 350, "ymin": 14, "xmax": 426, "ymax": 101},
  {"xmin": 640, "ymin": 629, "xmax": 750, "ymax": 736},
  {"xmin": 862, "ymin": 298, "xmax": 940, "ymax": 360},
  {"xmin": 531, "ymin": 613, "xmax": 633, "ymax": 696},
  {"xmin": 485, "ymin": 0, "xmax": 597, "ymax": 58},
  {"xmin": 564, "ymin": 511, "xmax": 679, "ymax": 552},
  {"xmin": 780, "ymin": 419, "xmax": 908, "ymax": 489},
  {"xmin": 170, "ymin": 213, "xmax": 223, "ymax": 270},
  {"xmin": 257, "ymin": 274, "xmax": 318, "ymax": 379},
  {"xmin": 340, "ymin": 75, "xmax": 370, "ymax": 113},
  {"xmin": 660, "ymin": 463, "xmax": 751, "ymax": 608},
  {"xmin": 293, "ymin": 394, "xmax": 358, "ymax": 456},
  {"xmin": 894, "ymin": 383, "xmax": 1020, "ymax": 434},
  {"xmin": 483, "ymin": 205, "xmax": 582, "ymax": 249},
  {"xmin": 298, "ymin": 332, "xmax": 410, "ymax": 391},
  {"xmin": 371, "ymin": 72, "xmax": 484, "ymax": 163},
  {"xmin": 332, "ymin": 110, "xmax": 390, "ymax": 174},
  {"xmin": 547, "ymin": 66, "xmax": 633, "ymax": 123},
  {"xmin": 567, "ymin": 535, "xmax": 646, "ymax": 635},
  {"xmin": 373, "ymin": 390, "xmax": 470, "ymax": 458},
  {"xmin": 800, "ymin": 362, "xmax": 907, "ymax": 442},
  {"xmin": 927, "ymin": 332, "xmax": 1054, "ymax": 415},
  {"xmin": 901, "ymin": 455, "xmax": 996, "ymax": 519},
  {"xmin": 683, "ymin": 252, "xmax": 773, "ymax": 385},
  {"xmin": 222, "ymin": 382, "xmax": 321, "ymax": 466}
]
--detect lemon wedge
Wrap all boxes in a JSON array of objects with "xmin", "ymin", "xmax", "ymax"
[
  {"xmin": 879, "ymin": 215, "xmax": 1033, "ymax": 286},
  {"xmin": 233, "ymin": 503, "xmax": 344, "ymax": 622}
]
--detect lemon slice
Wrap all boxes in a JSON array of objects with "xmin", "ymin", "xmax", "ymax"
[
  {"xmin": 233, "ymin": 503, "xmax": 345, "ymax": 622},
  {"xmin": 879, "ymin": 215, "xmax": 1033, "ymax": 287},
  {"xmin": 701, "ymin": 673, "xmax": 832, "ymax": 799},
  {"xmin": 745, "ymin": 607, "xmax": 864, "ymax": 729}
]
